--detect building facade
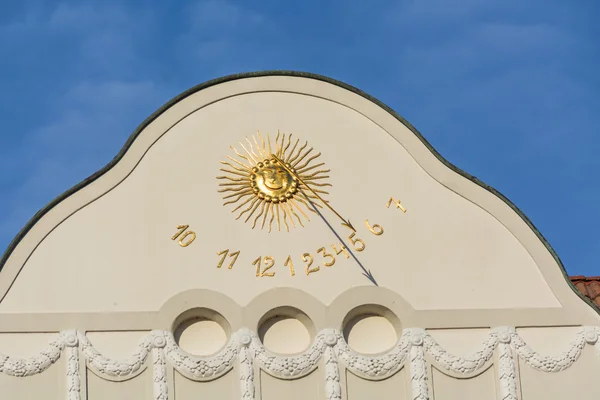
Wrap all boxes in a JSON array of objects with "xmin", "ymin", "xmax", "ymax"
[{"xmin": 0, "ymin": 71, "xmax": 598, "ymax": 399}]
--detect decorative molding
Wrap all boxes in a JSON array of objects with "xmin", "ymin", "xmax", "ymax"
[
  {"xmin": 152, "ymin": 348, "xmax": 168, "ymax": 400},
  {"xmin": 335, "ymin": 329, "xmax": 410, "ymax": 380},
  {"xmin": 163, "ymin": 330, "xmax": 237, "ymax": 381},
  {"xmin": 590, "ymin": 327, "xmax": 600, "ymax": 358},
  {"xmin": 423, "ymin": 328, "xmax": 497, "ymax": 374},
  {"xmin": 512, "ymin": 327, "xmax": 585, "ymax": 372},
  {"xmin": 2, "ymin": 326, "xmax": 600, "ymax": 400},
  {"xmin": 0, "ymin": 331, "xmax": 66, "ymax": 377},
  {"xmin": 77, "ymin": 331, "xmax": 151, "ymax": 381},
  {"xmin": 249, "ymin": 329, "xmax": 328, "ymax": 379},
  {"xmin": 65, "ymin": 330, "xmax": 81, "ymax": 400},
  {"xmin": 238, "ymin": 330, "xmax": 255, "ymax": 400},
  {"xmin": 409, "ymin": 333, "xmax": 429, "ymax": 400},
  {"xmin": 325, "ymin": 336, "xmax": 341, "ymax": 400},
  {"xmin": 495, "ymin": 327, "xmax": 518, "ymax": 400}
]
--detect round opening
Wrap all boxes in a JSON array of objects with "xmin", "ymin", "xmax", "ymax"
[
  {"xmin": 258, "ymin": 307, "xmax": 314, "ymax": 354},
  {"xmin": 343, "ymin": 305, "xmax": 401, "ymax": 354},
  {"xmin": 173, "ymin": 308, "xmax": 230, "ymax": 356}
]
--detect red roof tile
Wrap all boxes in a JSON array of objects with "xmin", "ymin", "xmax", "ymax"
[{"xmin": 570, "ymin": 276, "xmax": 600, "ymax": 307}]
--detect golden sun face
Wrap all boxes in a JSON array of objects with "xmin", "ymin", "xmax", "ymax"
[{"xmin": 217, "ymin": 132, "xmax": 331, "ymax": 232}]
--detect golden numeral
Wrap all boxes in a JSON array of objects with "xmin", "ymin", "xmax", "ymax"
[
  {"xmin": 302, "ymin": 253, "xmax": 319, "ymax": 275},
  {"xmin": 217, "ymin": 249, "xmax": 240, "ymax": 269},
  {"xmin": 332, "ymin": 243, "xmax": 350, "ymax": 258},
  {"xmin": 348, "ymin": 232, "xmax": 366, "ymax": 252},
  {"xmin": 284, "ymin": 255, "xmax": 295, "ymax": 276},
  {"xmin": 253, "ymin": 256, "xmax": 275, "ymax": 277},
  {"xmin": 386, "ymin": 197, "xmax": 407, "ymax": 213},
  {"xmin": 262, "ymin": 256, "xmax": 275, "ymax": 277},
  {"xmin": 317, "ymin": 247, "xmax": 335, "ymax": 267},
  {"xmin": 171, "ymin": 225, "xmax": 196, "ymax": 247},
  {"xmin": 365, "ymin": 220, "xmax": 384, "ymax": 235}
]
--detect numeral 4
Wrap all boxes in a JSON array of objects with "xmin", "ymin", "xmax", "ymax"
[{"xmin": 331, "ymin": 243, "xmax": 349, "ymax": 258}]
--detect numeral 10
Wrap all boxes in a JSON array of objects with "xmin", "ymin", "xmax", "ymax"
[{"xmin": 171, "ymin": 225, "xmax": 196, "ymax": 247}]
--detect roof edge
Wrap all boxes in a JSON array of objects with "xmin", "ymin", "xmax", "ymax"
[{"xmin": 2, "ymin": 70, "xmax": 597, "ymax": 315}]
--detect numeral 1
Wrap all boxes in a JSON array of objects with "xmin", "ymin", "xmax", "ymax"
[
  {"xmin": 217, "ymin": 249, "xmax": 240, "ymax": 269},
  {"xmin": 284, "ymin": 256, "xmax": 295, "ymax": 276}
]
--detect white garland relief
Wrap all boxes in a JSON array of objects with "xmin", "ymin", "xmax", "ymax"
[
  {"xmin": 324, "ymin": 334, "xmax": 342, "ymax": 400},
  {"xmin": 152, "ymin": 331, "xmax": 168, "ymax": 400},
  {"xmin": 163, "ymin": 330, "xmax": 237, "ymax": 381},
  {"xmin": 512, "ymin": 327, "xmax": 588, "ymax": 372},
  {"xmin": 77, "ymin": 331, "xmax": 152, "ymax": 380},
  {"xmin": 65, "ymin": 332, "xmax": 81, "ymax": 400},
  {"xmin": 423, "ymin": 329, "xmax": 498, "ymax": 374},
  {"xmin": 238, "ymin": 331, "xmax": 255, "ymax": 400},
  {"xmin": 152, "ymin": 348, "xmax": 168, "ymax": 400},
  {"xmin": 409, "ymin": 333, "xmax": 429, "ymax": 400},
  {"xmin": 496, "ymin": 328, "xmax": 518, "ymax": 400},
  {"xmin": 0, "ymin": 331, "xmax": 67, "ymax": 377},
  {"xmin": 1, "ymin": 326, "xmax": 600, "ymax": 400},
  {"xmin": 335, "ymin": 330, "xmax": 410, "ymax": 379},
  {"xmin": 248, "ymin": 329, "xmax": 329, "ymax": 379}
]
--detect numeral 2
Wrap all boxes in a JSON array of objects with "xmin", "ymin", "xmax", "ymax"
[{"xmin": 302, "ymin": 253, "xmax": 319, "ymax": 275}]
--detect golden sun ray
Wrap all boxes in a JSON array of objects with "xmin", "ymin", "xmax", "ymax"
[
  {"xmin": 287, "ymin": 138, "xmax": 300, "ymax": 161},
  {"xmin": 266, "ymin": 132, "xmax": 273, "ymax": 155},
  {"xmin": 295, "ymin": 152, "xmax": 321, "ymax": 170},
  {"xmin": 288, "ymin": 141, "xmax": 307, "ymax": 164},
  {"xmin": 297, "ymin": 162, "xmax": 325, "ymax": 174},
  {"xmin": 268, "ymin": 204, "xmax": 276, "ymax": 233},
  {"xmin": 218, "ymin": 132, "xmax": 331, "ymax": 231},
  {"xmin": 281, "ymin": 203, "xmax": 290, "ymax": 232},
  {"xmin": 293, "ymin": 147, "xmax": 313, "ymax": 167},
  {"xmin": 252, "ymin": 202, "xmax": 267, "ymax": 229}
]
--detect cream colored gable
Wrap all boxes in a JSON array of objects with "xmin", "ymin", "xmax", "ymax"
[
  {"xmin": 1, "ymin": 72, "xmax": 599, "ymax": 400},
  {"xmin": 0, "ymin": 72, "xmax": 596, "ymax": 329}
]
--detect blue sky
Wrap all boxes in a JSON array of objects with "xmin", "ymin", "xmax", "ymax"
[{"xmin": 0, "ymin": 1, "xmax": 598, "ymax": 275}]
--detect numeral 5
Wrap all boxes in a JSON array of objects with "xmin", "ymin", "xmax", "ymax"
[{"xmin": 348, "ymin": 232, "xmax": 365, "ymax": 252}]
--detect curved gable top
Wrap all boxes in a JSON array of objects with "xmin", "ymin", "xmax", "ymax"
[{"xmin": 0, "ymin": 71, "xmax": 597, "ymax": 329}]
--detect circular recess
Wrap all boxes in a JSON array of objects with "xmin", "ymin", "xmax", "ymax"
[
  {"xmin": 343, "ymin": 305, "xmax": 401, "ymax": 354},
  {"xmin": 258, "ymin": 307, "xmax": 315, "ymax": 354},
  {"xmin": 173, "ymin": 308, "xmax": 230, "ymax": 356}
]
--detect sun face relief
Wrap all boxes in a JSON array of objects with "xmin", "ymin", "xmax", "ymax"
[
  {"xmin": 252, "ymin": 160, "xmax": 298, "ymax": 200},
  {"xmin": 217, "ymin": 132, "xmax": 331, "ymax": 232}
]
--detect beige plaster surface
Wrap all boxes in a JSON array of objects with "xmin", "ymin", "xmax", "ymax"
[
  {"xmin": 0, "ymin": 357, "xmax": 65, "ymax": 400},
  {"xmin": 87, "ymin": 368, "xmax": 152, "ymax": 400},
  {"xmin": 431, "ymin": 366, "xmax": 496, "ymax": 400},
  {"xmin": 260, "ymin": 369, "xmax": 321, "ymax": 400},
  {"xmin": 0, "ymin": 82, "xmax": 583, "ymax": 318},
  {"xmin": 174, "ymin": 369, "xmax": 239, "ymax": 400},
  {"xmin": 518, "ymin": 345, "xmax": 600, "ymax": 400},
  {"xmin": 344, "ymin": 369, "xmax": 408, "ymax": 400}
]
